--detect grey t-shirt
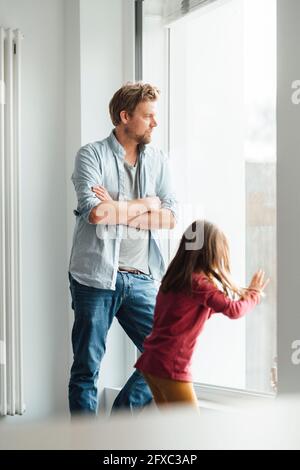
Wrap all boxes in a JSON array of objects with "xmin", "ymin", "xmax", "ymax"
[{"xmin": 118, "ymin": 160, "xmax": 149, "ymax": 274}]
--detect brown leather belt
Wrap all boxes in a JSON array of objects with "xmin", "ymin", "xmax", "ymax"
[{"xmin": 118, "ymin": 268, "xmax": 144, "ymax": 275}]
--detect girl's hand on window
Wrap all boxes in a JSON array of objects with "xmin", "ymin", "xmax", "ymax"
[{"xmin": 247, "ymin": 269, "xmax": 270, "ymax": 297}]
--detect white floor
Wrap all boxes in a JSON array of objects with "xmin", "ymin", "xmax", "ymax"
[{"xmin": 0, "ymin": 394, "xmax": 300, "ymax": 450}]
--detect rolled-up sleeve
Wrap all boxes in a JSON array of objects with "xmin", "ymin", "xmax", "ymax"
[
  {"xmin": 71, "ymin": 144, "xmax": 103, "ymax": 224},
  {"xmin": 156, "ymin": 151, "xmax": 178, "ymax": 222}
]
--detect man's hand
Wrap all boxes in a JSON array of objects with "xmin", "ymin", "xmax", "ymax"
[
  {"xmin": 127, "ymin": 208, "xmax": 175, "ymax": 230},
  {"xmin": 92, "ymin": 186, "xmax": 113, "ymax": 202},
  {"xmin": 141, "ymin": 196, "xmax": 161, "ymax": 212}
]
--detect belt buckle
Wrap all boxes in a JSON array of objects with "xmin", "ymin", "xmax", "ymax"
[
  {"xmin": 119, "ymin": 268, "xmax": 141, "ymax": 275},
  {"xmin": 129, "ymin": 269, "xmax": 141, "ymax": 275}
]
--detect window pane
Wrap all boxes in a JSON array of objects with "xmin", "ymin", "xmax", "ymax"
[{"xmin": 143, "ymin": 0, "xmax": 277, "ymax": 393}]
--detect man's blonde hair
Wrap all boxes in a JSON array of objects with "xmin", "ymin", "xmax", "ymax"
[{"xmin": 109, "ymin": 82, "xmax": 160, "ymax": 126}]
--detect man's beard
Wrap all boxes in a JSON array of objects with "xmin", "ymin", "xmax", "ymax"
[{"xmin": 124, "ymin": 127, "xmax": 152, "ymax": 145}]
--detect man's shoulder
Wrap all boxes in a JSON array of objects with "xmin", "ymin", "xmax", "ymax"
[
  {"xmin": 144, "ymin": 145, "xmax": 168, "ymax": 164},
  {"xmin": 77, "ymin": 137, "xmax": 109, "ymax": 156},
  {"xmin": 75, "ymin": 137, "xmax": 112, "ymax": 166}
]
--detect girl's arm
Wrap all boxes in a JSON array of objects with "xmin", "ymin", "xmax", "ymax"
[
  {"xmin": 204, "ymin": 285, "xmax": 260, "ymax": 319},
  {"xmin": 198, "ymin": 270, "xmax": 268, "ymax": 319}
]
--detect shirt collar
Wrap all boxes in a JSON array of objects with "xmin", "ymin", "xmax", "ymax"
[{"xmin": 108, "ymin": 129, "xmax": 147, "ymax": 159}]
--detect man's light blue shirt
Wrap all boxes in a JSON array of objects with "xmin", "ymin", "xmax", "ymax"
[{"xmin": 69, "ymin": 130, "xmax": 178, "ymax": 290}]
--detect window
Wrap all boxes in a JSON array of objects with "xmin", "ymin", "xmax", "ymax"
[{"xmin": 143, "ymin": 0, "xmax": 277, "ymax": 394}]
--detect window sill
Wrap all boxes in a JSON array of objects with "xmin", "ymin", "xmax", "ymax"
[
  {"xmin": 104, "ymin": 384, "xmax": 276, "ymax": 414},
  {"xmin": 194, "ymin": 383, "xmax": 276, "ymax": 411}
]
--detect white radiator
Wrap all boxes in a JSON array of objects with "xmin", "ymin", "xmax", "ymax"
[{"xmin": 0, "ymin": 27, "xmax": 24, "ymax": 416}]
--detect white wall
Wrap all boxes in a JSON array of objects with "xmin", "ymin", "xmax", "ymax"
[
  {"xmin": 0, "ymin": 0, "xmax": 69, "ymax": 420},
  {"xmin": 80, "ymin": 0, "xmax": 123, "ymax": 144},
  {"xmin": 0, "ymin": 0, "xmax": 135, "ymax": 422},
  {"xmin": 65, "ymin": 0, "xmax": 81, "ymax": 274}
]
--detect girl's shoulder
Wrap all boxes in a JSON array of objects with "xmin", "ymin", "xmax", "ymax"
[{"xmin": 191, "ymin": 272, "xmax": 218, "ymax": 293}]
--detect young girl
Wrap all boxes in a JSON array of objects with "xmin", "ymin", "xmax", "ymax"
[{"xmin": 134, "ymin": 220, "xmax": 269, "ymax": 408}]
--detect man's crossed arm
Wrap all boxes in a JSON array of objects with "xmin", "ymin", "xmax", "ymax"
[{"xmin": 89, "ymin": 185, "xmax": 175, "ymax": 230}]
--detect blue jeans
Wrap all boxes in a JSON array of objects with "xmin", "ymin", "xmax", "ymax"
[{"xmin": 68, "ymin": 271, "xmax": 158, "ymax": 415}]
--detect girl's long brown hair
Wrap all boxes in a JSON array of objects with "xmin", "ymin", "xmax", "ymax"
[{"xmin": 160, "ymin": 220, "xmax": 245, "ymax": 298}]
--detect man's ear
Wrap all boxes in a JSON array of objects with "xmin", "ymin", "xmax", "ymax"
[{"xmin": 120, "ymin": 110, "xmax": 130, "ymax": 124}]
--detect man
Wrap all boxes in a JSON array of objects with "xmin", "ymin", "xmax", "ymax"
[{"xmin": 68, "ymin": 82, "xmax": 177, "ymax": 415}]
